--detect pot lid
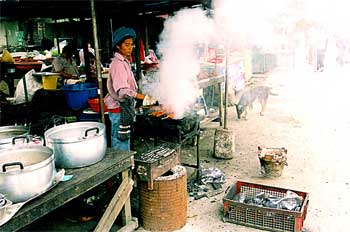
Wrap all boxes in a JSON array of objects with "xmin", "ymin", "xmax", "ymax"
[
  {"xmin": 44, "ymin": 122, "xmax": 105, "ymax": 143},
  {"xmin": 0, "ymin": 126, "xmax": 29, "ymax": 144},
  {"xmin": 0, "ymin": 146, "xmax": 53, "ymax": 173}
]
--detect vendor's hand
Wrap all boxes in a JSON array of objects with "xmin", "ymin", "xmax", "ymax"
[{"xmin": 142, "ymin": 95, "xmax": 157, "ymax": 106}]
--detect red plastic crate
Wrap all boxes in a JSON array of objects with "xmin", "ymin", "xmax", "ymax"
[{"xmin": 223, "ymin": 180, "xmax": 309, "ymax": 232}]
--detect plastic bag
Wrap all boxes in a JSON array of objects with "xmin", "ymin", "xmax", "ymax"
[{"xmin": 14, "ymin": 69, "xmax": 43, "ymax": 104}]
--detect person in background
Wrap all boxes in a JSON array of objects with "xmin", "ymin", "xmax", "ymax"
[
  {"xmin": 52, "ymin": 45, "xmax": 81, "ymax": 85},
  {"xmin": 104, "ymin": 26, "xmax": 156, "ymax": 150},
  {"xmin": 79, "ymin": 42, "xmax": 95, "ymax": 67}
]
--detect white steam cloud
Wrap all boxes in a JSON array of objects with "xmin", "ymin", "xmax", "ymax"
[
  {"xmin": 143, "ymin": 0, "xmax": 350, "ymax": 118},
  {"xmin": 155, "ymin": 8, "xmax": 214, "ymax": 119},
  {"xmin": 151, "ymin": 0, "xmax": 284, "ymax": 118}
]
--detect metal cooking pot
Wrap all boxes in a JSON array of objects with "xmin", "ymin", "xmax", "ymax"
[
  {"xmin": 0, "ymin": 125, "xmax": 29, "ymax": 149},
  {"xmin": 44, "ymin": 121, "xmax": 107, "ymax": 168},
  {"xmin": 0, "ymin": 139, "xmax": 55, "ymax": 203}
]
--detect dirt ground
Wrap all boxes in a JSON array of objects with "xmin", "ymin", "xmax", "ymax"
[{"xmin": 137, "ymin": 66, "xmax": 350, "ymax": 232}]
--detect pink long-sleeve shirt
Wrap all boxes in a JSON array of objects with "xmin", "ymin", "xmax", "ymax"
[{"xmin": 104, "ymin": 53, "xmax": 138, "ymax": 109}]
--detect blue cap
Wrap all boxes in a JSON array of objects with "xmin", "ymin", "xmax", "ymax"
[{"xmin": 112, "ymin": 27, "xmax": 136, "ymax": 48}]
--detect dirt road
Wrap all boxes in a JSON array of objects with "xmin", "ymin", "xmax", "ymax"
[{"xmin": 138, "ymin": 66, "xmax": 350, "ymax": 232}]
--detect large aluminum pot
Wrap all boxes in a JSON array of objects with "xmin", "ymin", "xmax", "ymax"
[
  {"xmin": 0, "ymin": 142, "xmax": 55, "ymax": 203},
  {"xmin": 0, "ymin": 125, "xmax": 29, "ymax": 149},
  {"xmin": 44, "ymin": 121, "xmax": 107, "ymax": 168}
]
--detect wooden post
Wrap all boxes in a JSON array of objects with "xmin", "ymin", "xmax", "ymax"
[
  {"xmin": 81, "ymin": 20, "xmax": 92, "ymax": 80},
  {"xmin": 144, "ymin": 16, "xmax": 150, "ymax": 57},
  {"xmin": 54, "ymin": 19, "xmax": 60, "ymax": 55},
  {"xmin": 109, "ymin": 18, "xmax": 113, "ymax": 60},
  {"xmin": 135, "ymin": 22, "xmax": 142, "ymax": 81},
  {"xmin": 5, "ymin": 23, "xmax": 9, "ymax": 48},
  {"xmin": 224, "ymin": 46, "xmax": 229, "ymax": 129},
  {"xmin": 218, "ymin": 81, "xmax": 223, "ymax": 126},
  {"xmin": 90, "ymin": 0, "xmax": 105, "ymax": 124},
  {"xmin": 121, "ymin": 170, "xmax": 132, "ymax": 224}
]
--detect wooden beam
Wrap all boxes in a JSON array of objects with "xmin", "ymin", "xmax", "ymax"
[
  {"xmin": 121, "ymin": 170, "xmax": 132, "ymax": 224},
  {"xmin": 94, "ymin": 177, "xmax": 134, "ymax": 232}
]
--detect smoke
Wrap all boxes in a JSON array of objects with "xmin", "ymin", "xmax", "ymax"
[
  {"xmin": 303, "ymin": 0, "xmax": 350, "ymax": 72},
  {"xmin": 212, "ymin": 0, "xmax": 286, "ymax": 50},
  {"xmin": 144, "ymin": 0, "xmax": 350, "ymax": 118},
  {"xmin": 156, "ymin": 8, "xmax": 214, "ymax": 118},
  {"xmin": 150, "ymin": 0, "xmax": 287, "ymax": 119}
]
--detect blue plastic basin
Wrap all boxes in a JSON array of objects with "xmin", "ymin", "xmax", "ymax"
[{"xmin": 62, "ymin": 83, "xmax": 98, "ymax": 110}]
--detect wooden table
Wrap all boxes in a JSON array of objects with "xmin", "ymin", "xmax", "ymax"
[
  {"xmin": 0, "ymin": 148, "xmax": 136, "ymax": 232},
  {"xmin": 197, "ymin": 75, "xmax": 224, "ymax": 126}
]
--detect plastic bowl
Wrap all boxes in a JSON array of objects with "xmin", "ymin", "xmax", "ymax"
[
  {"xmin": 62, "ymin": 83, "xmax": 98, "ymax": 110},
  {"xmin": 88, "ymin": 98, "xmax": 108, "ymax": 112}
]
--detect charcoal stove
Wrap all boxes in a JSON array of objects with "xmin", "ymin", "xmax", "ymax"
[
  {"xmin": 132, "ymin": 109, "xmax": 201, "ymax": 180},
  {"xmin": 134, "ymin": 143, "xmax": 180, "ymax": 189}
]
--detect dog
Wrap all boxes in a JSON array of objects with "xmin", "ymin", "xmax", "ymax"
[{"xmin": 235, "ymin": 86, "xmax": 276, "ymax": 119}]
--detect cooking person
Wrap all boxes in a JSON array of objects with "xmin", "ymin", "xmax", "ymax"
[
  {"xmin": 104, "ymin": 26, "xmax": 157, "ymax": 150},
  {"xmin": 52, "ymin": 44, "xmax": 81, "ymax": 85}
]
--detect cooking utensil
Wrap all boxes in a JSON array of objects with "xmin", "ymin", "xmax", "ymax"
[
  {"xmin": 0, "ymin": 137, "xmax": 55, "ymax": 203},
  {"xmin": 0, "ymin": 125, "xmax": 29, "ymax": 150},
  {"xmin": 0, "ymin": 169, "xmax": 65, "ymax": 227},
  {"xmin": 44, "ymin": 121, "xmax": 107, "ymax": 168}
]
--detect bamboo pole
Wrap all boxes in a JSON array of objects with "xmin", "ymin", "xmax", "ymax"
[{"xmin": 90, "ymin": 0, "xmax": 105, "ymax": 124}]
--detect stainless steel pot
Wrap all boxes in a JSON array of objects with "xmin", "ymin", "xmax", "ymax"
[
  {"xmin": 0, "ymin": 125, "xmax": 29, "ymax": 149},
  {"xmin": 0, "ymin": 143, "xmax": 55, "ymax": 203},
  {"xmin": 44, "ymin": 121, "xmax": 107, "ymax": 168}
]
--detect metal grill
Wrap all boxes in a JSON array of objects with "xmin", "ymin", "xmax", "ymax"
[
  {"xmin": 133, "ymin": 112, "xmax": 200, "ymax": 144},
  {"xmin": 133, "ymin": 112, "xmax": 201, "ymax": 181},
  {"xmin": 134, "ymin": 143, "xmax": 180, "ymax": 190},
  {"xmin": 136, "ymin": 145, "xmax": 174, "ymax": 163}
]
